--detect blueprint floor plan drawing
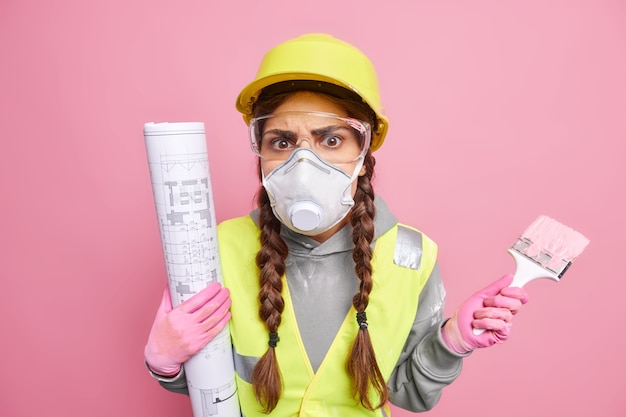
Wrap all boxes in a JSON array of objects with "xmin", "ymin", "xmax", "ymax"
[{"xmin": 144, "ymin": 122, "xmax": 241, "ymax": 417}]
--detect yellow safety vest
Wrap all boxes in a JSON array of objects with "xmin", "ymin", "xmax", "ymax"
[{"xmin": 218, "ymin": 216, "xmax": 437, "ymax": 417}]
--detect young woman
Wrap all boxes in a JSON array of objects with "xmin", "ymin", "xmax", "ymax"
[{"xmin": 144, "ymin": 33, "xmax": 528, "ymax": 416}]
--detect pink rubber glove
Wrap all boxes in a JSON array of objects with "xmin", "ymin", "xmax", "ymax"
[
  {"xmin": 144, "ymin": 282, "xmax": 232, "ymax": 376},
  {"xmin": 441, "ymin": 273, "xmax": 529, "ymax": 354}
]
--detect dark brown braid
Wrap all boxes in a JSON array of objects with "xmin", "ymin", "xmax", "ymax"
[
  {"xmin": 252, "ymin": 187, "xmax": 287, "ymax": 412},
  {"xmin": 346, "ymin": 150, "xmax": 388, "ymax": 410}
]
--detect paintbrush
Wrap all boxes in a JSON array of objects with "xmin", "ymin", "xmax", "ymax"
[{"xmin": 473, "ymin": 215, "xmax": 590, "ymax": 335}]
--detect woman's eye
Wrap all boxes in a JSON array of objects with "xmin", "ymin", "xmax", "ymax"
[
  {"xmin": 272, "ymin": 138, "xmax": 293, "ymax": 150},
  {"xmin": 321, "ymin": 135, "xmax": 342, "ymax": 148}
]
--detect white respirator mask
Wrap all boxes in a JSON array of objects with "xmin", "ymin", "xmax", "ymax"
[{"xmin": 262, "ymin": 148, "xmax": 365, "ymax": 236}]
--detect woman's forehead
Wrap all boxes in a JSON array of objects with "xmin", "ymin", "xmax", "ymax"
[
  {"xmin": 263, "ymin": 112, "xmax": 348, "ymax": 133},
  {"xmin": 273, "ymin": 91, "xmax": 349, "ymax": 116}
]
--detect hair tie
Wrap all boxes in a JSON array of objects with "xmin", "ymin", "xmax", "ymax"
[
  {"xmin": 268, "ymin": 332, "xmax": 279, "ymax": 348},
  {"xmin": 356, "ymin": 311, "xmax": 368, "ymax": 330}
]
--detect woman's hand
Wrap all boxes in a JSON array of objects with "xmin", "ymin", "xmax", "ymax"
[
  {"xmin": 144, "ymin": 282, "xmax": 232, "ymax": 376},
  {"xmin": 441, "ymin": 274, "xmax": 529, "ymax": 354}
]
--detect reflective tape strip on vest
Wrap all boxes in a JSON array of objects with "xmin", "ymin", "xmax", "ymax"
[{"xmin": 218, "ymin": 216, "xmax": 437, "ymax": 417}]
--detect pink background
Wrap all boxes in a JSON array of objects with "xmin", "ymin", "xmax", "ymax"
[{"xmin": 1, "ymin": 0, "xmax": 624, "ymax": 416}]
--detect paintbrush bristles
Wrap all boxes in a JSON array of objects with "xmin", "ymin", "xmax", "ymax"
[{"xmin": 521, "ymin": 215, "xmax": 590, "ymax": 262}]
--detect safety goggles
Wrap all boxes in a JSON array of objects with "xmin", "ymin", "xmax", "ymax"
[{"xmin": 249, "ymin": 111, "xmax": 371, "ymax": 164}]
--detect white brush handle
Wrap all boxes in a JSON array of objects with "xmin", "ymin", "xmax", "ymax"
[{"xmin": 472, "ymin": 249, "xmax": 559, "ymax": 335}]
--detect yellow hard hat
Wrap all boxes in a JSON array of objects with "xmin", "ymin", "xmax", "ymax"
[{"xmin": 236, "ymin": 33, "xmax": 389, "ymax": 151}]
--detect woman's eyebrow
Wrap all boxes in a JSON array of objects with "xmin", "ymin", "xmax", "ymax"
[
  {"xmin": 311, "ymin": 125, "xmax": 345, "ymax": 136},
  {"xmin": 262, "ymin": 129, "xmax": 297, "ymax": 138}
]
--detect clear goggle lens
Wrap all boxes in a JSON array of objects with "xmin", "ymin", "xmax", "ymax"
[{"xmin": 249, "ymin": 111, "xmax": 371, "ymax": 164}]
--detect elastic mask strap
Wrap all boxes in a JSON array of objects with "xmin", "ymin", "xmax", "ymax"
[{"xmin": 348, "ymin": 155, "xmax": 366, "ymax": 183}]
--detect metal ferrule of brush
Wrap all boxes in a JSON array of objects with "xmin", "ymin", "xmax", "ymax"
[{"xmin": 511, "ymin": 237, "xmax": 572, "ymax": 279}]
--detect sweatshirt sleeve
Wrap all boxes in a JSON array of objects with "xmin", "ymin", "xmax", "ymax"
[
  {"xmin": 386, "ymin": 263, "xmax": 470, "ymax": 411},
  {"xmin": 145, "ymin": 361, "xmax": 189, "ymax": 396}
]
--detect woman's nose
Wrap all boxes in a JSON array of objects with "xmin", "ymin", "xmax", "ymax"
[{"xmin": 295, "ymin": 137, "xmax": 314, "ymax": 149}]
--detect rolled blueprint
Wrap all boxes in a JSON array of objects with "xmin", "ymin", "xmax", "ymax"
[{"xmin": 143, "ymin": 122, "xmax": 240, "ymax": 417}]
